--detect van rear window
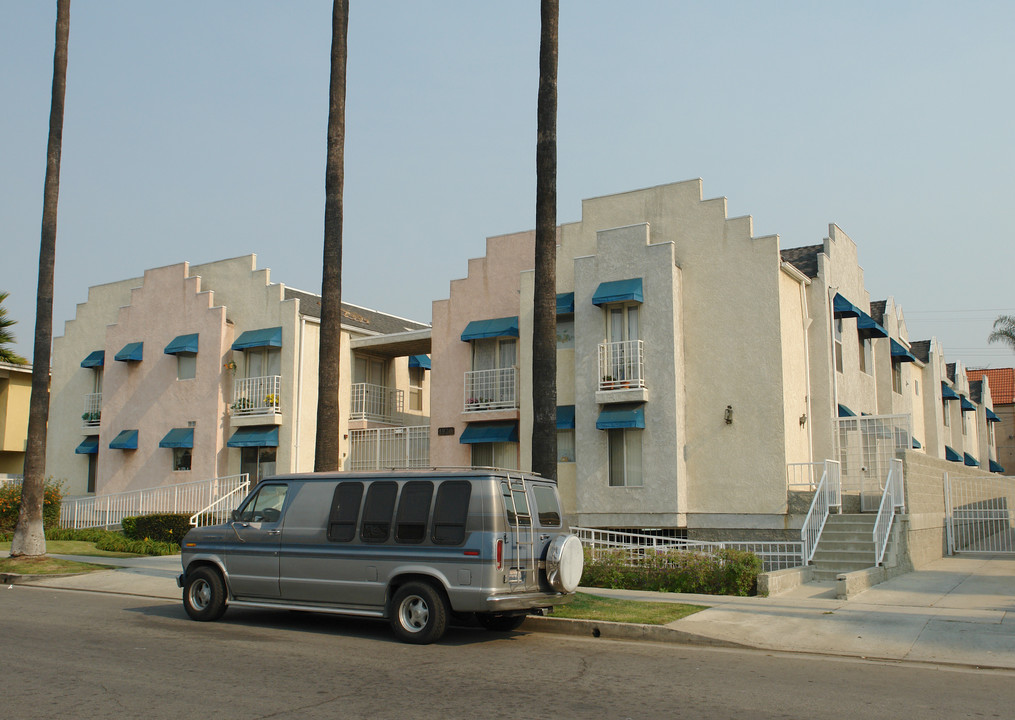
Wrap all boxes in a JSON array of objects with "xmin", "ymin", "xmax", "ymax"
[
  {"xmin": 432, "ymin": 481, "xmax": 471, "ymax": 545},
  {"xmin": 532, "ymin": 485, "xmax": 561, "ymax": 527},
  {"xmin": 327, "ymin": 482, "xmax": 363, "ymax": 542},
  {"xmin": 361, "ymin": 482, "xmax": 398, "ymax": 543},
  {"xmin": 500, "ymin": 481, "xmax": 531, "ymax": 526},
  {"xmin": 395, "ymin": 481, "xmax": 434, "ymax": 544}
]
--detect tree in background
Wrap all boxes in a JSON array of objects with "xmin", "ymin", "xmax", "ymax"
[
  {"xmin": 12, "ymin": 0, "xmax": 71, "ymax": 558},
  {"xmin": 0, "ymin": 292, "xmax": 28, "ymax": 365},
  {"xmin": 531, "ymin": 0, "xmax": 559, "ymax": 481},
  {"xmin": 315, "ymin": 0, "xmax": 348, "ymax": 472},
  {"xmin": 988, "ymin": 314, "xmax": 1015, "ymax": 353}
]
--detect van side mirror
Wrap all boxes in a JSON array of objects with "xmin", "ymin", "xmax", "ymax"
[{"xmin": 230, "ymin": 510, "xmax": 239, "ymax": 522}]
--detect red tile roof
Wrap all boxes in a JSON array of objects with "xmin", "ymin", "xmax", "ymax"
[{"xmin": 967, "ymin": 368, "xmax": 1015, "ymax": 405}]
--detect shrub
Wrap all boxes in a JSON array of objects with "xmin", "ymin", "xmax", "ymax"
[
  {"xmin": 581, "ymin": 546, "xmax": 763, "ymax": 596},
  {"xmin": 120, "ymin": 515, "xmax": 138, "ymax": 538},
  {"xmin": 0, "ymin": 480, "xmax": 63, "ymax": 534},
  {"xmin": 44, "ymin": 527, "xmax": 180, "ymax": 556},
  {"xmin": 127, "ymin": 513, "xmax": 192, "ymax": 545}
]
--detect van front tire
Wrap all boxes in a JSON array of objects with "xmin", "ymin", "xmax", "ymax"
[
  {"xmin": 390, "ymin": 582, "xmax": 448, "ymax": 644},
  {"xmin": 183, "ymin": 567, "xmax": 227, "ymax": 622}
]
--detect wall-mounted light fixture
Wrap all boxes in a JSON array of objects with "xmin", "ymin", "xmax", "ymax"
[
  {"xmin": 724, "ymin": 405, "xmax": 733, "ymax": 425},
  {"xmin": 799, "ymin": 413, "xmax": 807, "ymax": 428}
]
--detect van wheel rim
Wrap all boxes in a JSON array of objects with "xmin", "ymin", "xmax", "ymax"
[
  {"xmin": 399, "ymin": 595, "xmax": 429, "ymax": 632},
  {"xmin": 190, "ymin": 579, "xmax": 211, "ymax": 610}
]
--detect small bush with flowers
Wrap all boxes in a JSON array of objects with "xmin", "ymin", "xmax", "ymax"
[
  {"xmin": 580, "ymin": 546, "xmax": 762, "ymax": 596},
  {"xmin": 0, "ymin": 479, "xmax": 63, "ymax": 534}
]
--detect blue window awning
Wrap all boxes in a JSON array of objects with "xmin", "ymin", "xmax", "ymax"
[
  {"xmin": 80, "ymin": 350, "xmax": 105, "ymax": 368},
  {"xmin": 596, "ymin": 404, "xmax": 645, "ymax": 430},
  {"xmin": 986, "ymin": 408, "xmax": 1001, "ymax": 422},
  {"xmin": 912, "ymin": 437, "xmax": 922, "ymax": 449},
  {"xmin": 232, "ymin": 326, "xmax": 282, "ymax": 351},
  {"xmin": 990, "ymin": 459, "xmax": 1005, "ymax": 474},
  {"xmin": 164, "ymin": 333, "xmax": 199, "ymax": 355},
  {"xmin": 75, "ymin": 436, "xmax": 99, "ymax": 455},
  {"xmin": 109, "ymin": 429, "xmax": 138, "ymax": 450},
  {"xmin": 227, "ymin": 426, "xmax": 279, "ymax": 448},
  {"xmin": 837, "ymin": 403, "xmax": 856, "ymax": 417},
  {"xmin": 856, "ymin": 311, "xmax": 888, "ymax": 339},
  {"xmin": 459, "ymin": 421, "xmax": 519, "ymax": 445},
  {"xmin": 556, "ymin": 405, "xmax": 576, "ymax": 430},
  {"xmin": 941, "ymin": 382, "xmax": 959, "ymax": 400},
  {"xmin": 408, "ymin": 355, "xmax": 431, "ymax": 370},
  {"xmin": 159, "ymin": 427, "xmax": 194, "ymax": 448},
  {"xmin": 832, "ymin": 293, "xmax": 861, "ymax": 318},
  {"xmin": 556, "ymin": 292, "xmax": 575, "ymax": 315},
  {"xmin": 960, "ymin": 396, "xmax": 976, "ymax": 412},
  {"xmin": 964, "ymin": 452, "xmax": 980, "ymax": 467},
  {"xmin": 115, "ymin": 342, "xmax": 143, "ymax": 363},
  {"xmin": 945, "ymin": 445, "xmax": 962, "ymax": 463},
  {"xmin": 460, "ymin": 317, "xmax": 519, "ymax": 341},
  {"xmin": 890, "ymin": 339, "xmax": 918, "ymax": 363},
  {"xmin": 592, "ymin": 278, "xmax": 643, "ymax": 306}
]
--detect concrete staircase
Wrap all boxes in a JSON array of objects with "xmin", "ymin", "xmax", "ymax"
[{"xmin": 810, "ymin": 513, "xmax": 879, "ymax": 581}]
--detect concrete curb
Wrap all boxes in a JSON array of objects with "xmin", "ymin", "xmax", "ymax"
[
  {"xmin": 519, "ymin": 615, "xmax": 752, "ymax": 649},
  {"xmin": 2, "ymin": 571, "xmax": 94, "ymax": 584}
]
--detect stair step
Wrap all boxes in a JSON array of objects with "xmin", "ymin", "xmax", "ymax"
[{"xmin": 812, "ymin": 550, "xmax": 876, "ymax": 563}]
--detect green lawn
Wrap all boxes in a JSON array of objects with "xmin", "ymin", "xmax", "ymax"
[
  {"xmin": 0, "ymin": 540, "xmax": 139, "ymax": 558},
  {"xmin": 0, "ymin": 539, "xmax": 140, "ymax": 575},
  {"xmin": 550, "ymin": 592, "xmax": 707, "ymax": 625}
]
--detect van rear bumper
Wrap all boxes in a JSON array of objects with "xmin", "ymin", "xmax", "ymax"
[{"xmin": 482, "ymin": 591, "xmax": 571, "ymax": 613}]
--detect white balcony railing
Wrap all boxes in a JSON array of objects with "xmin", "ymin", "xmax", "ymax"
[
  {"xmin": 464, "ymin": 367, "xmax": 518, "ymax": 411},
  {"xmin": 231, "ymin": 375, "xmax": 281, "ymax": 416},
  {"xmin": 598, "ymin": 340, "xmax": 645, "ymax": 391},
  {"xmin": 349, "ymin": 425, "xmax": 430, "ymax": 470},
  {"xmin": 350, "ymin": 383, "xmax": 404, "ymax": 422},
  {"xmin": 82, "ymin": 393, "xmax": 102, "ymax": 428}
]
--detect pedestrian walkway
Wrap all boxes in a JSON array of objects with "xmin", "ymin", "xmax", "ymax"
[{"xmin": 15, "ymin": 553, "xmax": 1015, "ymax": 669}]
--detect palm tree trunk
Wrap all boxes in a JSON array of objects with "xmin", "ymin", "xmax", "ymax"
[
  {"xmin": 11, "ymin": 0, "xmax": 70, "ymax": 558},
  {"xmin": 531, "ymin": 0, "xmax": 558, "ymax": 481},
  {"xmin": 315, "ymin": 0, "xmax": 348, "ymax": 472}
]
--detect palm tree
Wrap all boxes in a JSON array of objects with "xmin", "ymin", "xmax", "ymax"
[
  {"xmin": 11, "ymin": 0, "xmax": 70, "ymax": 558},
  {"xmin": 988, "ymin": 314, "xmax": 1015, "ymax": 353},
  {"xmin": 531, "ymin": 0, "xmax": 558, "ymax": 481},
  {"xmin": 315, "ymin": 0, "xmax": 348, "ymax": 472},
  {"xmin": 0, "ymin": 291, "xmax": 28, "ymax": 365}
]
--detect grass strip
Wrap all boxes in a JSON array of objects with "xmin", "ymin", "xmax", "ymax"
[
  {"xmin": 550, "ymin": 592, "xmax": 707, "ymax": 625},
  {"xmin": 0, "ymin": 553, "xmax": 113, "ymax": 576}
]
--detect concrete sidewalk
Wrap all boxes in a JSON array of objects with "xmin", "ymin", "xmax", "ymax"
[{"xmin": 14, "ymin": 553, "xmax": 1015, "ymax": 668}]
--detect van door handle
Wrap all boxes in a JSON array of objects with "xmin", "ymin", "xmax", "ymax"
[
  {"xmin": 540, "ymin": 534, "xmax": 550, "ymax": 541},
  {"xmin": 266, "ymin": 529, "xmax": 281, "ymax": 536}
]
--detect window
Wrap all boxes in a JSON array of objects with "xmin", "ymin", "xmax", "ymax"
[
  {"xmin": 608, "ymin": 428, "xmax": 643, "ymax": 487},
  {"xmin": 354, "ymin": 355, "xmax": 387, "ymax": 385},
  {"xmin": 961, "ymin": 408, "xmax": 967, "ymax": 436},
  {"xmin": 245, "ymin": 347, "xmax": 281, "ymax": 378},
  {"xmin": 432, "ymin": 481, "xmax": 471, "ymax": 545},
  {"xmin": 914, "ymin": 379, "xmax": 920, "ymax": 396},
  {"xmin": 532, "ymin": 485, "xmax": 561, "ymax": 527},
  {"xmin": 833, "ymin": 319, "xmax": 843, "ymax": 374},
  {"xmin": 177, "ymin": 353, "xmax": 196, "ymax": 380},
  {"xmin": 360, "ymin": 481, "xmax": 397, "ymax": 543},
  {"xmin": 858, "ymin": 337, "xmax": 872, "ymax": 375},
  {"xmin": 500, "ymin": 481, "xmax": 531, "ymax": 526},
  {"xmin": 892, "ymin": 360, "xmax": 902, "ymax": 394},
  {"xmin": 606, "ymin": 303, "xmax": 639, "ymax": 343},
  {"xmin": 238, "ymin": 483, "xmax": 288, "ymax": 523},
  {"xmin": 556, "ymin": 319, "xmax": 574, "ymax": 349},
  {"xmin": 472, "ymin": 337, "xmax": 516, "ymax": 371},
  {"xmin": 240, "ymin": 447, "xmax": 276, "ymax": 485},
  {"xmin": 943, "ymin": 399, "xmax": 951, "ymax": 427},
  {"xmin": 557, "ymin": 429, "xmax": 575, "ymax": 463},
  {"xmin": 173, "ymin": 447, "xmax": 192, "ymax": 472},
  {"xmin": 327, "ymin": 482, "xmax": 363, "ymax": 542},
  {"xmin": 395, "ymin": 481, "xmax": 434, "ymax": 543},
  {"xmin": 471, "ymin": 442, "xmax": 518, "ymax": 469},
  {"xmin": 988, "ymin": 421, "xmax": 995, "ymax": 448},
  {"xmin": 409, "ymin": 366, "xmax": 424, "ymax": 411}
]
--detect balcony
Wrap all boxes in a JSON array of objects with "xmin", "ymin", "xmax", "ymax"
[
  {"xmin": 597, "ymin": 340, "xmax": 648, "ymax": 404},
  {"xmin": 231, "ymin": 375, "xmax": 281, "ymax": 417},
  {"xmin": 464, "ymin": 367, "xmax": 518, "ymax": 412},
  {"xmin": 349, "ymin": 425, "xmax": 430, "ymax": 470},
  {"xmin": 82, "ymin": 393, "xmax": 101, "ymax": 430},
  {"xmin": 350, "ymin": 383, "xmax": 404, "ymax": 422}
]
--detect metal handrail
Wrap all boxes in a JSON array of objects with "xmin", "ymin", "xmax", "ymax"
[
  {"xmin": 873, "ymin": 458, "xmax": 904, "ymax": 565},
  {"xmin": 800, "ymin": 460, "xmax": 841, "ymax": 564},
  {"xmin": 189, "ymin": 475, "xmax": 251, "ymax": 527}
]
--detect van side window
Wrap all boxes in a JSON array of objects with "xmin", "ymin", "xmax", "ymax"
[
  {"xmin": 327, "ymin": 482, "xmax": 363, "ymax": 542},
  {"xmin": 500, "ymin": 481, "xmax": 531, "ymax": 526},
  {"xmin": 238, "ymin": 483, "xmax": 288, "ymax": 524},
  {"xmin": 361, "ymin": 481, "xmax": 398, "ymax": 543},
  {"xmin": 532, "ymin": 485, "xmax": 561, "ymax": 527},
  {"xmin": 395, "ymin": 481, "xmax": 434, "ymax": 544},
  {"xmin": 432, "ymin": 481, "xmax": 471, "ymax": 545}
]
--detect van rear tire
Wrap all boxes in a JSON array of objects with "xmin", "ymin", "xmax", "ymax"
[{"xmin": 390, "ymin": 582, "xmax": 448, "ymax": 644}]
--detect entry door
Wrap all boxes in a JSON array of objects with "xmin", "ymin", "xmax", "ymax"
[{"xmin": 224, "ymin": 483, "xmax": 288, "ymax": 598}]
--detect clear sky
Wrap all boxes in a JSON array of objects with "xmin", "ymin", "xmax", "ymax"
[{"xmin": 2, "ymin": 1, "xmax": 1013, "ymax": 369}]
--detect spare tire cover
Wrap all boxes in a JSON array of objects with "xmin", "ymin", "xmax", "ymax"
[{"xmin": 546, "ymin": 535, "xmax": 584, "ymax": 593}]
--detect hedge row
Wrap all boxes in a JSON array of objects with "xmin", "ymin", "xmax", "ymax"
[
  {"xmin": 121, "ymin": 513, "xmax": 192, "ymax": 544},
  {"xmin": 0, "ymin": 481, "xmax": 63, "ymax": 534},
  {"xmin": 581, "ymin": 547, "xmax": 762, "ymax": 596},
  {"xmin": 44, "ymin": 527, "xmax": 180, "ymax": 556}
]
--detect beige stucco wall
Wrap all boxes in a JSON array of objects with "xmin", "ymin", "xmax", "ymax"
[
  {"xmin": 778, "ymin": 267, "xmax": 812, "ymax": 469},
  {"xmin": 0, "ymin": 364, "xmax": 32, "ymax": 474}
]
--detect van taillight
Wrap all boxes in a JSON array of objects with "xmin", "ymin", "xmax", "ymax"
[{"xmin": 496, "ymin": 539, "xmax": 503, "ymax": 570}]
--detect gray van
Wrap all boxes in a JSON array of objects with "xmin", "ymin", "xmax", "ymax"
[{"xmin": 177, "ymin": 469, "xmax": 583, "ymax": 644}]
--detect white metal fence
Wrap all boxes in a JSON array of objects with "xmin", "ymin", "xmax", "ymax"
[
  {"xmin": 350, "ymin": 383, "xmax": 404, "ymax": 422},
  {"xmin": 598, "ymin": 340, "xmax": 645, "ymax": 391},
  {"xmin": 572, "ymin": 526, "xmax": 804, "ymax": 573},
  {"xmin": 349, "ymin": 425, "xmax": 430, "ymax": 470},
  {"xmin": 231, "ymin": 375, "xmax": 281, "ymax": 416},
  {"xmin": 873, "ymin": 458, "xmax": 905, "ymax": 565},
  {"xmin": 59, "ymin": 474, "xmax": 250, "ymax": 530},
  {"xmin": 463, "ymin": 367, "xmax": 518, "ymax": 411},
  {"xmin": 800, "ymin": 460, "xmax": 841, "ymax": 563},
  {"xmin": 835, "ymin": 413, "xmax": 910, "ymax": 511},
  {"xmin": 787, "ymin": 462, "xmax": 825, "ymax": 491},
  {"xmin": 945, "ymin": 472, "xmax": 1015, "ymax": 554}
]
